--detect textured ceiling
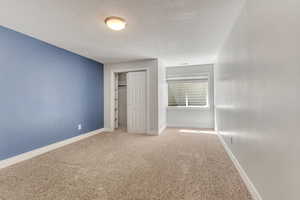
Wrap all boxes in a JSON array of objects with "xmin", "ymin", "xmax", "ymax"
[{"xmin": 0, "ymin": 0, "xmax": 243, "ymax": 66}]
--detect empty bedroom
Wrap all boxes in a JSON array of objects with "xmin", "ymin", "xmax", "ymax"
[{"xmin": 1, "ymin": 0, "xmax": 300, "ymax": 200}]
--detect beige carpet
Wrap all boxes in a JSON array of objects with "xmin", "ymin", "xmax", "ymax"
[{"xmin": 0, "ymin": 128, "xmax": 252, "ymax": 200}]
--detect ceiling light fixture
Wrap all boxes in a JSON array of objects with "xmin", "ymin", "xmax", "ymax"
[{"xmin": 105, "ymin": 16, "xmax": 127, "ymax": 31}]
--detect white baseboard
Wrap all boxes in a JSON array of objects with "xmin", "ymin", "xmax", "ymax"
[
  {"xmin": 0, "ymin": 128, "xmax": 107, "ymax": 170},
  {"xmin": 217, "ymin": 132, "xmax": 263, "ymax": 200},
  {"xmin": 158, "ymin": 124, "xmax": 167, "ymax": 135},
  {"xmin": 147, "ymin": 125, "xmax": 166, "ymax": 136},
  {"xmin": 147, "ymin": 130, "xmax": 159, "ymax": 136},
  {"xmin": 103, "ymin": 128, "xmax": 114, "ymax": 132}
]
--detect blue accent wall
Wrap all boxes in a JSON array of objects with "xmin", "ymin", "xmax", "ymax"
[{"xmin": 0, "ymin": 26, "xmax": 104, "ymax": 160}]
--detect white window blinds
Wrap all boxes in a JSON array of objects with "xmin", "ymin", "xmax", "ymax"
[
  {"xmin": 166, "ymin": 65, "xmax": 211, "ymax": 107},
  {"xmin": 168, "ymin": 79, "xmax": 208, "ymax": 107}
]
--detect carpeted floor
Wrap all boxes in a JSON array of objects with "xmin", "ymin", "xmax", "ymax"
[{"xmin": 0, "ymin": 128, "xmax": 252, "ymax": 200}]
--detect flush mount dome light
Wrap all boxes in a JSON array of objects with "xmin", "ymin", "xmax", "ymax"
[{"xmin": 105, "ymin": 16, "xmax": 126, "ymax": 31}]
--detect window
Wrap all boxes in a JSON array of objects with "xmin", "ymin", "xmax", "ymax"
[{"xmin": 168, "ymin": 79, "xmax": 209, "ymax": 107}]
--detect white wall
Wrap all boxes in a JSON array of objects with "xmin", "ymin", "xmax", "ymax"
[
  {"xmin": 157, "ymin": 60, "xmax": 167, "ymax": 133},
  {"xmin": 104, "ymin": 59, "xmax": 160, "ymax": 134},
  {"xmin": 215, "ymin": 0, "xmax": 300, "ymax": 199},
  {"xmin": 167, "ymin": 108, "xmax": 214, "ymax": 129},
  {"xmin": 167, "ymin": 64, "xmax": 215, "ymax": 129}
]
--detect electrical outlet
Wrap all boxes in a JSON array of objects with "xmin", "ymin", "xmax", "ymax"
[{"xmin": 78, "ymin": 124, "xmax": 82, "ymax": 130}]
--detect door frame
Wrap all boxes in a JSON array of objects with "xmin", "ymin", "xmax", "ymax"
[{"xmin": 110, "ymin": 68, "xmax": 150, "ymax": 134}]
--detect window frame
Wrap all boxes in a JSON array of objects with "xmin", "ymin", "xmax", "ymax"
[{"xmin": 167, "ymin": 75, "xmax": 212, "ymax": 111}]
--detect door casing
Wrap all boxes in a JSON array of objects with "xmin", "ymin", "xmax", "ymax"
[{"xmin": 110, "ymin": 68, "xmax": 150, "ymax": 134}]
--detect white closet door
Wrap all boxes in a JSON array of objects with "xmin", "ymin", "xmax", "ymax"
[{"xmin": 127, "ymin": 71, "xmax": 147, "ymax": 133}]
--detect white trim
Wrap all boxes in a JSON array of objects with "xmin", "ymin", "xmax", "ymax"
[
  {"xmin": 103, "ymin": 127, "xmax": 114, "ymax": 132},
  {"xmin": 0, "ymin": 128, "xmax": 108, "ymax": 170},
  {"xmin": 110, "ymin": 68, "xmax": 151, "ymax": 134},
  {"xmin": 166, "ymin": 63, "xmax": 214, "ymax": 68},
  {"xmin": 217, "ymin": 132, "xmax": 263, "ymax": 200},
  {"xmin": 148, "ymin": 130, "xmax": 160, "ymax": 136},
  {"xmin": 146, "ymin": 125, "xmax": 166, "ymax": 136},
  {"xmin": 158, "ymin": 124, "xmax": 167, "ymax": 135}
]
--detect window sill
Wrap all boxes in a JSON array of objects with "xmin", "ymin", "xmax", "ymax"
[{"xmin": 167, "ymin": 106, "xmax": 211, "ymax": 111}]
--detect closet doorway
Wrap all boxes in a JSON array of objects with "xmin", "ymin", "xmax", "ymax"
[
  {"xmin": 113, "ymin": 70, "xmax": 148, "ymax": 134},
  {"xmin": 115, "ymin": 72, "xmax": 127, "ymax": 130}
]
